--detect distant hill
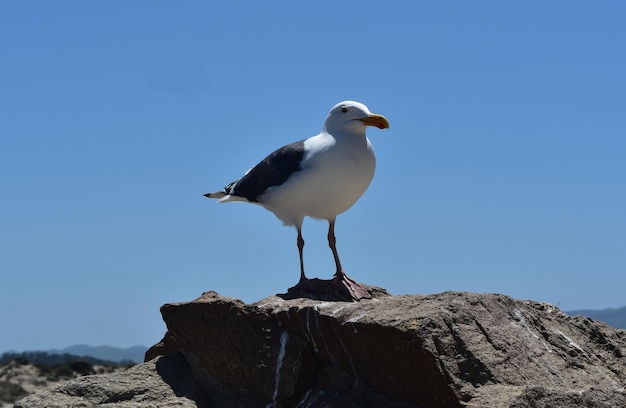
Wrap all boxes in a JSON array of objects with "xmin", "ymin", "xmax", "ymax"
[
  {"xmin": 567, "ymin": 306, "xmax": 626, "ymax": 330},
  {"xmin": 48, "ymin": 345, "xmax": 147, "ymax": 364},
  {"xmin": 0, "ymin": 350, "xmax": 127, "ymax": 367}
]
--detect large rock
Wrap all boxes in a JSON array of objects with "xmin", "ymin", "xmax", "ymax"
[
  {"xmin": 17, "ymin": 290, "xmax": 626, "ymax": 407},
  {"xmin": 145, "ymin": 290, "xmax": 626, "ymax": 408},
  {"xmin": 14, "ymin": 353, "xmax": 209, "ymax": 408}
]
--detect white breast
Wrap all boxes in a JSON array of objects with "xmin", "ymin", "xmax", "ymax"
[{"xmin": 259, "ymin": 132, "xmax": 376, "ymax": 226}]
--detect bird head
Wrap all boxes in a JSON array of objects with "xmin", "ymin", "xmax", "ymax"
[{"xmin": 323, "ymin": 101, "xmax": 390, "ymax": 135}]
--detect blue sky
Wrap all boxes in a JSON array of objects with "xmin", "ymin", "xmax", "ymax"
[{"xmin": 1, "ymin": 1, "xmax": 625, "ymax": 352}]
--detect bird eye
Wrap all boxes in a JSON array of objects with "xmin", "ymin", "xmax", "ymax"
[{"xmin": 341, "ymin": 107, "xmax": 348, "ymax": 113}]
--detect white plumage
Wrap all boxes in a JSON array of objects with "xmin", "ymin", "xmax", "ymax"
[{"xmin": 205, "ymin": 101, "xmax": 389, "ymax": 300}]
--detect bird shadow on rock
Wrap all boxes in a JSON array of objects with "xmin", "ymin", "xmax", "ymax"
[
  {"xmin": 155, "ymin": 353, "xmax": 211, "ymax": 408},
  {"xmin": 279, "ymin": 279, "xmax": 391, "ymax": 302}
]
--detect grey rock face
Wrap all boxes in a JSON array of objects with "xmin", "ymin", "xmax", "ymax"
[
  {"xmin": 148, "ymin": 290, "xmax": 626, "ymax": 408},
  {"xmin": 16, "ymin": 290, "xmax": 626, "ymax": 408}
]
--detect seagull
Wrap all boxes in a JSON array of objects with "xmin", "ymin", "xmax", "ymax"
[{"xmin": 204, "ymin": 101, "xmax": 389, "ymax": 300}]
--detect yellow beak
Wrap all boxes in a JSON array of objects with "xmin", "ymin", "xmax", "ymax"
[{"xmin": 359, "ymin": 114, "xmax": 390, "ymax": 130}]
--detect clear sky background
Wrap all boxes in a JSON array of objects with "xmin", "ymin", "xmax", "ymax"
[{"xmin": 1, "ymin": 2, "xmax": 625, "ymax": 353}]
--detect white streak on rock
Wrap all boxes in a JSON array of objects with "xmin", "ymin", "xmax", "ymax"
[
  {"xmin": 271, "ymin": 331, "xmax": 289, "ymax": 407},
  {"xmin": 347, "ymin": 312, "xmax": 368, "ymax": 323},
  {"xmin": 557, "ymin": 330, "xmax": 588, "ymax": 357},
  {"xmin": 305, "ymin": 308, "xmax": 319, "ymax": 354}
]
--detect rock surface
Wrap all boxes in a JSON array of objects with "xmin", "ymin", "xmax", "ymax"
[
  {"xmin": 17, "ymin": 290, "xmax": 626, "ymax": 407},
  {"xmin": 14, "ymin": 354, "xmax": 208, "ymax": 408}
]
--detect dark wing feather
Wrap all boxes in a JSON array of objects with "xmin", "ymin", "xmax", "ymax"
[{"xmin": 227, "ymin": 140, "xmax": 305, "ymax": 202}]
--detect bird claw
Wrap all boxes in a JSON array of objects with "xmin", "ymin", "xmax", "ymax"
[
  {"xmin": 331, "ymin": 273, "xmax": 372, "ymax": 300},
  {"xmin": 285, "ymin": 275, "xmax": 371, "ymax": 301}
]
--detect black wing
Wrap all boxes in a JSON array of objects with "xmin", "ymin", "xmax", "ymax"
[{"xmin": 226, "ymin": 140, "xmax": 305, "ymax": 202}]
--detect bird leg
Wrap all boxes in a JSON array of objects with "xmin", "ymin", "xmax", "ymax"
[
  {"xmin": 327, "ymin": 220, "xmax": 371, "ymax": 300},
  {"xmin": 290, "ymin": 226, "xmax": 317, "ymax": 291},
  {"xmin": 328, "ymin": 220, "xmax": 343, "ymax": 276},
  {"xmin": 297, "ymin": 227, "xmax": 306, "ymax": 281},
  {"xmin": 286, "ymin": 222, "xmax": 371, "ymax": 301}
]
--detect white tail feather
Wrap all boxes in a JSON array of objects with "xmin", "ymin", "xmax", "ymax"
[
  {"xmin": 218, "ymin": 195, "xmax": 249, "ymax": 203},
  {"xmin": 204, "ymin": 192, "xmax": 250, "ymax": 203}
]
